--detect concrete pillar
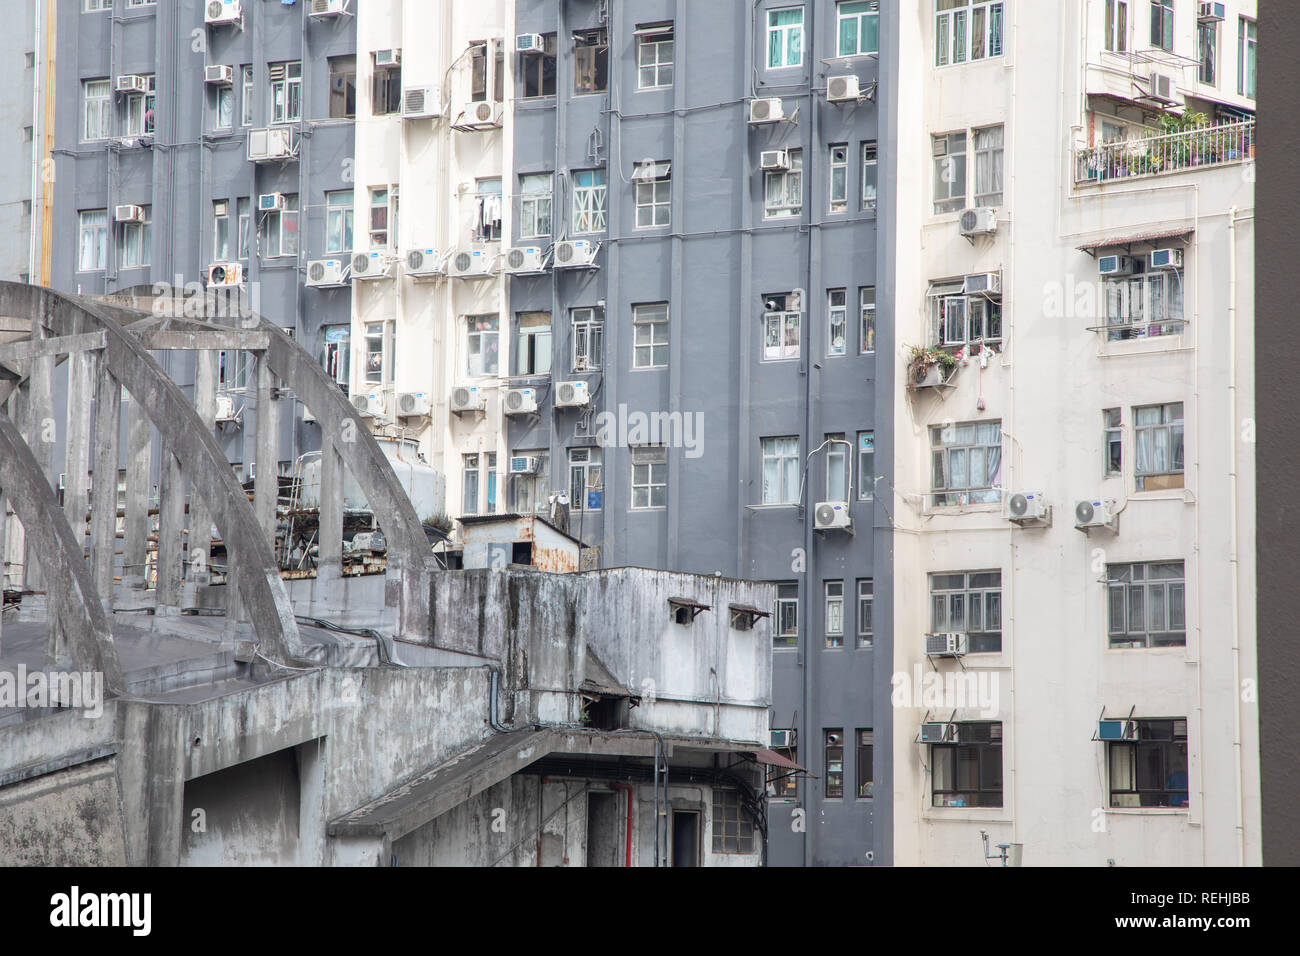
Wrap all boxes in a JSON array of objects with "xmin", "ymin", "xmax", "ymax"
[
  {"xmin": 63, "ymin": 349, "xmax": 94, "ymax": 555},
  {"xmin": 122, "ymin": 396, "xmax": 151, "ymax": 591},
  {"xmin": 317, "ymin": 435, "xmax": 344, "ymax": 607},
  {"xmin": 185, "ymin": 350, "xmax": 217, "ymax": 603},
  {"xmin": 90, "ymin": 363, "xmax": 121, "ymax": 607},
  {"xmin": 116, "ymin": 702, "xmax": 189, "ymax": 867},
  {"xmin": 254, "ymin": 355, "xmax": 279, "ymax": 543},
  {"xmin": 22, "ymin": 353, "xmax": 55, "ymax": 591},
  {"xmin": 155, "ymin": 448, "xmax": 185, "ymax": 611}
]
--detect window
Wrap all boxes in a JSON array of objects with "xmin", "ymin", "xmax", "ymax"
[
  {"xmin": 468, "ymin": 39, "xmax": 505, "ymax": 103},
  {"xmin": 933, "ymin": 132, "xmax": 967, "ymax": 213},
  {"xmin": 329, "ymin": 56, "xmax": 356, "ymax": 119},
  {"xmin": 122, "ymin": 74, "xmax": 156, "ymax": 136},
  {"xmin": 364, "ymin": 320, "xmax": 393, "ymax": 386},
  {"xmin": 571, "ymin": 307, "xmax": 603, "ymax": 371},
  {"xmin": 857, "ymin": 431, "xmax": 875, "ymax": 500},
  {"xmin": 116, "ymin": 204, "xmax": 151, "ymax": 269},
  {"xmin": 519, "ymin": 174, "xmax": 552, "ymax": 239},
  {"xmin": 515, "ymin": 312, "xmax": 552, "ymax": 376},
  {"xmin": 372, "ymin": 54, "xmax": 401, "ymax": 115},
  {"xmin": 827, "ymin": 289, "xmax": 847, "ymax": 355},
  {"xmin": 1104, "ymin": 409, "xmax": 1123, "ymax": 476},
  {"xmin": 509, "ymin": 451, "xmax": 548, "ymax": 515},
  {"xmin": 633, "ymin": 303, "xmax": 669, "ymax": 369},
  {"xmin": 474, "ymin": 178, "xmax": 503, "ymax": 242},
  {"xmin": 932, "ymin": 722, "xmax": 1002, "ymax": 807},
  {"xmin": 973, "ymin": 125, "xmax": 1003, "ymax": 206},
  {"xmin": 829, "ymin": 145, "xmax": 849, "ymax": 214},
  {"xmin": 574, "ymin": 29, "xmax": 609, "ymax": 94},
  {"xmin": 572, "ymin": 170, "xmax": 607, "ymax": 234},
  {"xmin": 935, "ymin": 0, "xmax": 1004, "ymax": 66},
  {"xmin": 321, "ymin": 326, "xmax": 350, "ymax": 389},
  {"xmin": 262, "ymin": 194, "xmax": 299, "ymax": 258},
  {"xmin": 861, "ymin": 142, "xmax": 878, "ymax": 210},
  {"xmin": 78, "ymin": 210, "xmax": 108, "ymax": 272},
  {"xmin": 826, "ymin": 433, "xmax": 849, "ymax": 501},
  {"xmin": 766, "ymin": 7, "xmax": 804, "ymax": 69},
  {"xmin": 837, "ymin": 1, "xmax": 879, "ymax": 56},
  {"xmin": 633, "ymin": 161, "xmax": 671, "ymax": 228},
  {"xmin": 767, "ymin": 730, "xmax": 798, "ymax": 797},
  {"xmin": 931, "ymin": 421, "xmax": 1002, "ymax": 506},
  {"xmin": 520, "ymin": 34, "xmax": 557, "ymax": 98},
  {"xmin": 1105, "ymin": 0, "xmax": 1129, "ymax": 52},
  {"xmin": 236, "ymin": 198, "xmax": 251, "ymax": 259},
  {"xmin": 824, "ymin": 582, "xmax": 844, "ymax": 647},
  {"xmin": 932, "ymin": 287, "xmax": 1002, "ymax": 348},
  {"xmin": 930, "ymin": 571, "xmax": 1002, "ymax": 652},
  {"xmin": 466, "ymin": 315, "xmax": 500, "ymax": 377},
  {"xmin": 84, "ymin": 0, "xmax": 110, "ymax": 10},
  {"xmin": 213, "ymin": 200, "xmax": 231, "ymax": 261},
  {"xmin": 856, "ymin": 579, "xmax": 873, "ymax": 647},
  {"xmin": 775, "ymin": 583, "xmax": 799, "ymax": 647},
  {"xmin": 369, "ymin": 188, "xmax": 391, "ymax": 247},
  {"xmin": 1109, "ymin": 719, "xmax": 1189, "ymax": 808},
  {"xmin": 1133, "ymin": 402, "xmax": 1183, "ymax": 490},
  {"xmin": 764, "ymin": 148, "xmax": 803, "ymax": 219},
  {"xmin": 712, "ymin": 789, "xmax": 754, "ymax": 854},
  {"xmin": 824, "ymin": 730, "xmax": 845, "ymax": 797},
  {"xmin": 241, "ymin": 66, "xmax": 254, "ymax": 126},
  {"xmin": 856, "ymin": 729, "xmax": 874, "ymax": 798},
  {"xmin": 326, "ymin": 190, "xmax": 353, "ymax": 254},
  {"xmin": 1150, "ymin": 0, "xmax": 1173, "ymax": 53},
  {"xmin": 631, "ymin": 445, "xmax": 668, "ymax": 509},
  {"xmin": 569, "ymin": 447, "xmax": 603, "ymax": 512},
  {"xmin": 82, "ymin": 79, "xmax": 111, "ymax": 140},
  {"xmin": 1198, "ymin": 20, "xmax": 1217, "ymax": 86},
  {"xmin": 217, "ymin": 350, "xmax": 251, "ymax": 391},
  {"xmin": 1103, "ymin": 268, "xmax": 1185, "ymax": 339},
  {"xmin": 761, "ymin": 437, "xmax": 801, "ymax": 505},
  {"xmin": 636, "ymin": 23, "xmax": 674, "ymax": 88},
  {"xmin": 269, "ymin": 62, "xmax": 302, "ymax": 124},
  {"xmin": 462, "ymin": 454, "xmax": 481, "ymax": 515},
  {"xmin": 1107, "ymin": 561, "xmax": 1186, "ymax": 648},
  {"xmin": 1238, "ymin": 18, "xmax": 1256, "ymax": 98},
  {"xmin": 212, "ymin": 83, "xmax": 233, "ymax": 130},
  {"xmin": 859, "ymin": 287, "xmax": 876, "ymax": 353}
]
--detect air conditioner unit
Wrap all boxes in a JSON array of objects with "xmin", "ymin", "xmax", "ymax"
[
  {"xmin": 1197, "ymin": 2, "xmax": 1226, "ymax": 23},
  {"xmin": 214, "ymin": 393, "xmax": 237, "ymax": 423},
  {"xmin": 116, "ymin": 75, "xmax": 147, "ymax": 94},
  {"xmin": 505, "ymin": 246, "xmax": 545, "ymax": 273},
  {"xmin": 926, "ymin": 632, "xmax": 969, "ymax": 656},
  {"xmin": 554, "ymin": 381, "xmax": 590, "ymax": 408},
  {"xmin": 826, "ymin": 75, "xmax": 861, "ymax": 103},
  {"xmin": 509, "ymin": 456, "xmax": 541, "ymax": 475},
  {"xmin": 1098, "ymin": 254, "xmax": 1139, "ymax": 276},
  {"xmin": 504, "ymin": 388, "xmax": 538, "ymax": 415},
  {"xmin": 306, "ymin": 259, "xmax": 346, "ymax": 288},
  {"xmin": 114, "ymin": 204, "xmax": 145, "ymax": 223},
  {"xmin": 258, "ymin": 192, "xmax": 285, "ymax": 212},
  {"xmin": 351, "ymin": 251, "xmax": 392, "ymax": 280},
  {"xmin": 351, "ymin": 392, "xmax": 386, "ymax": 418},
  {"xmin": 1005, "ymin": 491, "xmax": 1050, "ymax": 525},
  {"xmin": 247, "ymin": 126, "xmax": 295, "ymax": 162},
  {"xmin": 403, "ymin": 86, "xmax": 442, "ymax": 119},
  {"xmin": 447, "ymin": 249, "xmax": 494, "ymax": 278},
  {"xmin": 749, "ymin": 97, "xmax": 784, "ymax": 125},
  {"xmin": 910, "ymin": 364, "xmax": 949, "ymax": 389},
  {"xmin": 959, "ymin": 207, "xmax": 998, "ymax": 236},
  {"xmin": 1098, "ymin": 718, "xmax": 1133, "ymax": 741},
  {"xmin": 553, "ymin": 239, "xmax": 597, "ymax": 269},
  {"xmin": 813, "ymin": 501, "xmax": 852, "ymax": 531},
  {"xmin": 770, "ymin": 730, "xmax": 795, "ymax": 749},
  {"xmin": 309, "ymin": 0, "xmax": 347, "ymax": 17},
  {"xmin": 397, "ymin": 392, "xmax": 431, "ymax": 417},
  {"xmin": 1074, "ymin": 498, "xmax": 1118, "ymax": 532},
  {"xmin": 919, "ymin": 722, "xmax": 955, "ymax": 744},
  {"xmin": 1147, "ymin": 71, "xmax": 1177, "ymax": 104},
  {"xmin": 207, "ymin": 262, "xmax": 243, "ymax": 287},
  {"xmin": 450, "ymin": 386, "xmax": 485, "ymax": 414},
  {"xmin": 516, "ymin": 33, "xmax": 544, "ymax": 52},
  {"xmin": 405, "ymin": 248, "xmax": 444, "ymax": 278},
  {"xmin": 465, "ymin": 101, "xmax": 502, "ymax": 127},
  {"xmin": 1150, "ymin": 248, "xmax": 1183, "ymax": 270},
  {"xmin": 204, "ymin": 65, "xmax": 234, "ymax": 85},
  {"xmin": 760, "ymin": 149, "xmax": 790, "ymax": 171},
  {"xmin": 963, "ymin": 272, "xmax": 1001, "ymax": 295},
  {"xmin": 205, "ymin": 0, "xmax": 242, "ymax": 26},
  {"xmin": 375, "ymin": 49, "xmax": 401, "ymax": 67}
]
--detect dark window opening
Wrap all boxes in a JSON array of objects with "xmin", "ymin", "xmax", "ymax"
[
  {"xmin": 574, "ymin": 29, "xmax": 609, "ymax": 94},
  {"xmin": 1109, "ymin": 718, "xmax": 1189, "ymax": 808},
  {"xmin": 329, "ymin": 55, "xmax": 356, "ymax": 118},
  {"xmin": 931, "ymin": 721, "xmax": 1003, "ymax": 807},
  {"xmin": 585, "ymin": 696, "xmax": 623, "ymax": 731},
  {"xmin": 511, "ymin": 541, "xmax": 533, "ymax": 566},
  {"xmin": 373, "ymin": 63, "xmax": 401, "ymax": 115},
  {"xmin": 521, "ymin": 33, "xmax": 557, "ymax": 98}
]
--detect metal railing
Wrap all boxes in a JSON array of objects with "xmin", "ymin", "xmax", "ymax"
[{"xmin": 1074, "ymin": 119, "xmax": 1254, "ymax": 185}]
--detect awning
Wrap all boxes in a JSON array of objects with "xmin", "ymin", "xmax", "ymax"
[
  {"xmin": 632, "ymin": 161, "xmax": 671, "ymax": 181},
  {"xmin": 727, "ymin": 603, "xmax": 771, "ymax": 620},
  {"xmin": 1076, "ymin": 227, "xmax": 1193, "ymax": 255},
  {"xmin": 751, "ymin": 748, "xmax": 811, "ymax": 774}
]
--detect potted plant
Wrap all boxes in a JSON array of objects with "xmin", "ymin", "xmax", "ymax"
[{"xmin": 906, "ymin": 345, "xmax": 958, "ymax": 388}]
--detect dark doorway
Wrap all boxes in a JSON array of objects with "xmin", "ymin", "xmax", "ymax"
[
  {"xmin": 671, "ymin": 810, "xmax": 699, "ymax": 867},
  {"xmin": 586, "ymin": 791, "xmax": 621, "ymax": 867}
]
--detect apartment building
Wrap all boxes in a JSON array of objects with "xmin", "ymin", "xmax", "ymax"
[
  {"xmin": 887, "ymin": 0, "xmax": 1258, "ymax": 865},
  {"xmin": 0, "ymin": 1, "xmax": 41, "ymax": 284}
]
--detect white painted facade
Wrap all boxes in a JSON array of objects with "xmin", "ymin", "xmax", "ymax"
[{"xmin": 890, "ymin": 0, "xmax": 1258, "ymax": 866}]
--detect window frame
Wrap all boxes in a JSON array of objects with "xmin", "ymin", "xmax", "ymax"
[
  {"xmin": 630, "ymin": 444, "xmax": 669, "ymax": 510},
  {"xmin": 972, "ymin": 124, "xmax": 1004, "ymax": 207},
  {"xmin": 711, "ymin": 789, "xmax": 755, "ymax": 854},
  {"xmin": 363, "ymin": 319, "xmax": 393, "ymax": 387},
  {"xmin": 932, "ymin": 131, "xmax": 967, "ymax": 214},
  {"xmin": 824, "ymin": 729, "xmax": 845, "ymax": 798},
  {"xmin": 1108, "ymin": 718, "xmax": 1189, "ymax": 808},
  {"xmin": 636, "ymin": 23, "xmax": 675, "ymax": 89},
  {"xmin": 519, "ymin": 173, "xmax": 553, "ymax": 240},
  {"xmin": 572, "ymin": 169, "xmax": 607, "ymax": 234},
  {"xmin": 261, "ymin": 193, "xmax": 299, "ymax": 259},
  {"xmin": 1150, "ymin": 0, "xmax": 1174, "ymax": 53},
  {"xmin": 856, "ymin": 579, "xmax": 874, "ymax": 647},
  {"xmin": 829, "ymin": 144, "xmax": 849, "ymax": 214},
  {"xmin": 116, "ymin": 203, "xmax": 152, "ymax": 270},
  {"xmin": 82, "ymin": 78, "xmax": 111, "ymax": 141},
  {"xmin": 465, "ymin": 314, "xmax": 501, "ymax": 378},
  {"xmin": 241, "ymin": 66, "xmax": 255, "ymax": 126},
  {"xmin": 1104, "ymin": 408, "xmax": 1123, "ymax": 477},
  {"xmin": 371, "ymin": 57, "xmax": 402, "ymax": 116},
  {"xmin": 856, "ymin": 729, "xmax": 874, "ymax": 798},
  {"xmin": 515, "ymin": 311, "xmax": 553, "ymax": 377},
  {"xmin": 1132, "ymin": 402, "xmax": 1184, "ymax": 491},
  {"xmin": 1198, "ymin": 19, "xmax": 1217, "ymax": 86},
  {"xmin": 1105, "ymin": 0, "xmax": 1129, "ymax": 53},
  {"xmin": 520, "ymin": 33, "xmax": 558, "ymax": 99},
  {"xmin": 569, "ymin": 446, "xmax": 604, "ymax": 513},
  {"xmin": 766, "ymin": 6, "xmax": 805, "ymax": 70},
  {"xmin": 859, "ymin": 286, "xmax": 876, "ymax": 353},
  {"xmin": 573, "ymin": 29, "xmax": 610, "ymax": 95},
  {"xmin": 930, "ymin": 420, "xmax": 1003, "ymax": 507},
  {"xmin": 268, "ymin": 61, "xmax": 303, "ymax": 124},
  {"xmin": 571, "ymin": 306, "xmax": 604, "ymax": 372},
  {"xmin": 824, "ymin": 581, "xmax": 845, "ymax": 648},
  {"xmin": 857, "ymin": 431, "xmax": 875, "ymax": 500},
  {"xmin": 929, "ymin": 570, "xmax": 1003, "ymax": 653},
  {"xmin": 77, "ymin": 209, "xmax": 109, "ymax": 273},
  {"xmin": 935, "ymin": 0, "xmax": 1005, "ymax": 67},
  {"xmin": 827, "ymin": 289, "xmax": 848, "ymax": 356},
  {"xmin": 329, "ymin": 55, "xmax": 357, "ymax": 119},
  {"xmin": 775, "ymin": 582, "xmax": 799, "ymax": 647},
  {"xmin": 1237, "ymin": 17, "xmax": 1256, "ymax": 98},
  {"xmin": 861, "ymin": 141, "xmax": 878, "ymax": 210},
  {"xmin": 325, "ymin": 190, "xmax": 354, "ymax": 255},
  {"xmin": 931, "ymin": 722, "xmax": 1003, "ymax": 807},
  {"xmin": 633, "ymin": 161, "xmax": 671, "ymax": 229},
  {"xmin": 632, "ymin": 302, "xmax": 669, "ymax": 370},
  {"xmin": 837, "ymin": 1, "xmax": 880, "ymax": 57},
  {"xmin": 1107, "ymin": 561, "xmax": 1186, "ymax": 648},
  {"xmin": 213, "ymin": 200, "xmax": 231, "ymax": 262},
  {"xmin": 763, "ymin": 148, "xmax": 803, "ymax": 220},
  {"xmin": 761, "ymin": 436, "xmax": 801, "ymax": 506}
]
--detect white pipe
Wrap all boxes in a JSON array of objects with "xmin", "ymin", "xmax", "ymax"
[{"xmin": 1227, "ymin": 204, "xmax": 1245, "ymax": 866}]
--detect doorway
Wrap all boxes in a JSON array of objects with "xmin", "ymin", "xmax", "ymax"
[{"xmin": 671, "ymin": 810, "xmax": 699, "ymax": 867}]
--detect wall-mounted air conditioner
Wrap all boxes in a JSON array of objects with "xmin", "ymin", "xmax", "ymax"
[
  {"xmin": 205, "ymin": 65, "xmax": 234, "ymax": 85},
  {"xmin": 462, "ymin": 101, "xmax": 502, "ymax": 128},
  {"xmin": 552, "ymin": 239, "xmax": 597, "ymax": 269},
  {"xmin": 1074, "ymin": 498, "xmax": 1118, "ymax": 533},
  {"xmin": 397, "ymin": 392, "xmax": 431, "ymax": 417},
  {"xmin": 749, "ymin": 97, "xmax": 784, "ymax": 125},
  {"xmin": 309, "ymin": 0, "xmax": 348, "ymax": 17},
  {"xmin": 214, "ymin": 393, "xmax": 238, "ymax": 423},
  {"xmin": 205, "ymin": 0, "xmax": 242, "ymax": 26},
  {"xmin": 504, "ymin": 388, "xmax": 538, "ymax": 415},
  {"xmin": 405, "ymin": 248, "xmax": 444, "ymax": 278},
  {"xmin": 306, "ymin": 259, "xmax": 346, "ymax": 288},
  {"xmin": 1147, "ymin": 71, "xmax": 1177, "ymax": 104},
  {"xmin": 258, "ymin": 192, "xmax": 285, "ymax": 212},
  {"xmin": 116, "ymin": 75, "xmax": 147, "ymax": 94},
  {"xmin": 770, "ymin": 730, "xmax": 795, "ymax": 749},
  {"xmin": 959, "ymin": 207, "xmax": 998, "ymax": 236},
  {"xmin": 963, "ymin": 272, "xmax": 1001, "ymax": 296},
  {"xmin": 375, "ymin": 49, "xmax": 401, "ymax": 66},
  {"xmin": 114, "ymin": 204, "xmax": 145, "ymax": 223},
  {"xmin": 554, "ymin": 381, "xmax": 590, "ymax": 409},
  {"xmin": 813, "ymin": 501, "xmax": 851, "ymax": 531},
  {"xmin": 351, "ymin": 393, "xmax": 386, "ymax": 418},
  {"xmin": 826, "ymin": 75, "xmax": 860, "ymax": 103},
  {"xmin": 403, "ymin": 87, "xmax": 442, "ymax": 119},
  {"xmin": 509, "ymin": 456, "xmax": 541, "ymax": 475},
  {"xmin": 207, "ymin": 262, "xmax": 243, "ymax": 287},
  {"xmin": 1097, "ymin": 718, "xmax": 1134, "ymax": 740},
  {"xmin": 1098, "ymin": 255, "xmax": 1139, "ymax": 276},
  {"xmin": 450, "ymin": 386, "xmax": 486, "ymax": 414},
  {"xmin": 926, "ymin": 632, "xmax": 969, "ymax": 656},
  {"xmin": 247, "ymin": 126, "xmax": 296, "ymax": 162},
  {"xmin": 351, "ymin": 252, "xmax": 392, "ymax": 281},
  {"xmin": 1005, "ymin": 491, "xmax": 1050, "ymax": 526},
  {"xmin": 516, "ymin": 33, "xmax": 544, "ymax": 53},
  {"xmin": 1197, "ymin": 3, "xmax": 1226, "ymax": 23},
  {"xmin": 504, "ymin": 246, "xmax": 545, "ymax": 273},
  {"xmin": 447, "ymin": 249, "xmax": 494, "ymax": 278},
  {"xmin": 1150, "ymin": 248, "xmax": 1183, "ymax": 270},
  {"xmin": 919, "ymin": 722, "xmax": 955, "ymax": 744},
  {"xmin": 760, "ymin": 149, "xmax": 790, "ymax": 171}
]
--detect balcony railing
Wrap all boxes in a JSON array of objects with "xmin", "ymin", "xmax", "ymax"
[{"xmin": 1074, "ymin": 119, "xmax": 1254, "ymax": 185}]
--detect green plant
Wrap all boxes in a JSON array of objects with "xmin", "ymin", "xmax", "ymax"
[
  {"xmin": 422, "ymin": 512, "xmax": 454, "ymax": 533},
  {"xmin": 906, "ymin": 345, "xmax": 958, "ymax": 386}
]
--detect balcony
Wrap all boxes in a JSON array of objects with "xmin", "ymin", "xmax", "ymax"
[{"xmin": 1074, "ymin": 119, "xmax": 1254, "ymax": 185}]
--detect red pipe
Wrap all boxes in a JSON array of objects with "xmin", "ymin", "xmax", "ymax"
[{"xmin": 611, "ymin": 784, "xmax": 634, "ymax": 867}]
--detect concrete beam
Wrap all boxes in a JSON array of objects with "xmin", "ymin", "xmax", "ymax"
[
  {"xmin": 122, "ymin": 399, "xmax": 151, "ymax": 590},
  {"xmin": 0, "ymin": 330, "xmax": 106, "ymax": 362},
  {"xmin": 131, "ymin": 330, "xmax": 269, "ymax": 351},
  {"xmin": 90, "ymin": 366, "xmax": 121, "ymax": 606}
]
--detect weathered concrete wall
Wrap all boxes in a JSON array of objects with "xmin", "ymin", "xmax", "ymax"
[
  {"xmin": 181, "ymin": 745, "xmax": 304, "ymax": 867},
  {"xmin": 0, "ymin": 757, "xmax": 127, "ymax": 866}
]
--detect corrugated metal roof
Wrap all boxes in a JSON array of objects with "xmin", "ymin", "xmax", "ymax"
[
  {"xmin": 1076, "ymin": 226, "xmax": 1194, "ymax": 253},
  {"xmin": 751, "ymin": 748, "xmax": 810, "ymax": 773}
]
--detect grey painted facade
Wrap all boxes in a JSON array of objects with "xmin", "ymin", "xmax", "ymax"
[
  {"xmin": 0, "ymin": 1, "xmax": 38, "ymax": 283},
  {"xmin": 508, "ymin": 0, "xmax": 894, "ymax": 866}
]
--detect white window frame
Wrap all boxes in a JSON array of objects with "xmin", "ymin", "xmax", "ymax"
[
  {"xmin": 363, "ymin": 320, "xmax": 394, "ymax": 387},
  {"xmin": 826, "ymin": 434, "xmax": 849, "ymax": 501},
  {"xmin": 213, "ymin": 200, "xmax": 231, "ymax": 262},
  {"xmin": 571, "ymin": 306, "xmax": 604, "ymax": 372},
  {"xmin": 519, "ymin": 173, "xmax": 553, "ymax": 240},
  {"xmin": 241, "ymin": 65, "xmax": 255, "ymax": 126},
  {"xmin": 1107, "ymin": 561, "xmax": 1186, "ymax": 648},
  {"xmin": 766, "ymin": 6, "xmax": 805, "ymax": 70},
  {"xmin": 262, "ymin": 194, "xmax": 299, "ymax": 259},
  {"xmin": 775, "ymin": 583, "xmax": 799, "ymax": 647},
  {"xmin": 369, "ymin": 187, "xmax": 391, "ymax": 248},
  {"xmin": 930, "ymin": 571, "xmax": 1003, "ymax": 653},
  {"xmin": 122, "ymin": 74, "xmax": 156, "ymax": 137},
  {"xmin": 509, "ymin": 451, "xmax": 549, "ymax": 515},
  {"xmin": 932, "ymin": 131, "xmax": 967, "ymax": 214},
  {"xmin": 930, "ymin": 420, "xmax": 1003, "ymax": 506},
  {"xmin": 82, "ymin": 79, "xmax": 111, "ymax": 141},
  {"xmin": 856, "ymin": 579, "xmax": 874, "ymax": 647},
  {"xmin": 1104, "ymin": 408, "xmax": 1123, "ymax": 476},
  {"xmin": 213, "ymin": 83, "xmax": 234, "ymax": 130},
  {"xmin": 633, "ymin": 161, "xmax": 671, "ymax": 229},
  {"xmin": 837, "ymin": 1, "xmax": 880, "ymax": 57},
  {"xmin": 217, "ymin": 349, "xmax": 251, "ymax": 392},
  {"xmin": 474, "ymin": 178, "xmax": 503, "ymax": 242},
  {"xmin": 761, "ymin": 436, "xmax": 801, "ymax": 505},
  {"xmin": 973, "ymin": 125, "xmax": 1003, "ymax": 206},
  {"xmin": 762, "ymin": 308, "xmax": 801, "ymax": 362},
  {"xmin": 1133, "ymin": 402, "xmax": 1184, "ymax": 491},
  {"xmin": 857, "ymin": 431, "xmax": 875, "ymax": 500},
  {"xmin": 827, "ymin": 289, "xmax": 847, "ymax": 356},
  {"xmin": 466, "ymin": 314, "xmax": 500, "ymax": 378},
  {"xmin": 78, "ymin": 209, "xmax": 108, "ymax": 272},
  {"xmin": 636, "ymin": 23, "xmax": 674, "ymax": 89},
  {"xmin": 269, "ymin": 61, "xmax": 302, "ymax": 124},
  {"xmin": 861, "ymin": 141, "xmax": 878, "ymax": 210},
  {"xmin": 321, "ymin": 326, "xmax": 351, "ymax": 388},
  {"xmin": 631, "ymin": 445, "xmax": 668, "ymax": 510},
  {"xmin": 824, "ymin": 580, "xmax": 845, "ymax": 647},
  {"xmin": 116, "ymin": 204, "xmax": 152, "ymax": 270},
  {"xmin": 1238, "ymin": 17, "xmax": 1257, "ymax": 98},
  {"xmin": 935, "ymin": 0, "xmax": 1004, "ymax": 67},
  {"xmin": 829, "ymin": 144, "xmax": 849, "ymax": 214},
  {"xmin": 572, "ymin": 169, "xmax": 607, "ymax": 234},
  {"xmin": 236, "ymin": 198, "xmax": 251, "ymax": 259},
  {"xmin": 1103, "ymin": 271, "xmax": 1184, "ymax": 340},
  {"xmin": 462, "ymin": 453, "xmax": 482, "ymax": 516},
  {"xmin": 569, "ymin": 447, "xmax": 603, "ymax": 512},
  {"xmin": 764, "ymin": 148, "xmax": 803, "ymax": 220},
  {"xmin": 326, "ymin": 190, "xmax": 353, "ymax": 254},
  {"xmin": 84, "ymin": 0, "xmax": 110, "ymax": 12},
  {"xmin": 632, "ymin": 302, "xmax": 668, "ymax": 369},
  {"xmin": 859, "ymin": 286, "xmax": 876, "ymax": 353},
  {"xmin": 1105, "ymin": 0, "xmax": 1129, "ymax": 53},
  {"xmin": 516, "ymin": 312, "xmax": 552, "ymax": 376}
]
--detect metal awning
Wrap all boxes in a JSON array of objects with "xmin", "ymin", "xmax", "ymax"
[
  {"xmin": 727, "ymin": 603, "xmax": 771, "ymax": 620},
  {"xmin": 1076, "ymin": 227, "xmax": 1193, "ymax": 255},
  {"xmin": 751, "ymin": 748, "xmax": 810, "ymax": 774}
]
